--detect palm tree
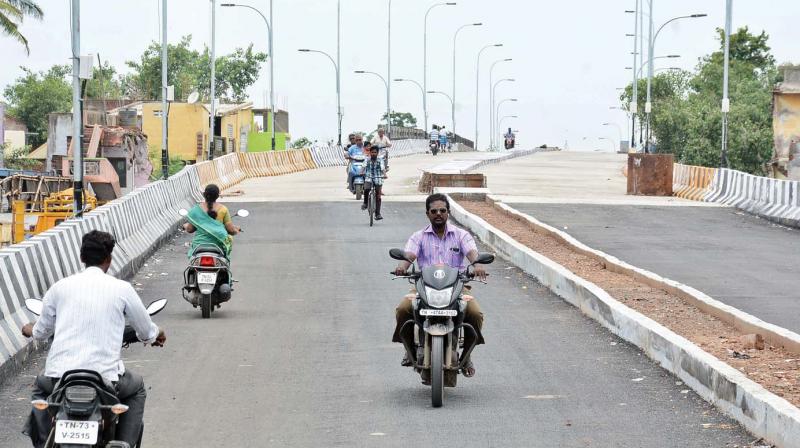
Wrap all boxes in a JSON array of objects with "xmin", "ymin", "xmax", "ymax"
[{"xmin": 0, "ymin": 0, "xmax": 43, "ymax": 55}]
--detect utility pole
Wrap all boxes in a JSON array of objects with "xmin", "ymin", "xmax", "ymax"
[
  {"xmin": 209, "ymin": 0, "xmax": 217, "ymax": 160},
  {"xmin": 630, "ymin": 0, "xmax": 639, "ymax": 152},
  {"xmin": 337, "ymin": 0, "xmax": 342, "ymax": 147},
  {"xmin": 71, "ymin": 0, "xmax": 84, "ymax": 216},
  {"xmin": 721, "ymin": 0, "xmax": 732, "ymax": 167},
  {"xmin": 387, "ymin": 0, "xmax": 392, "ymax": 136},
  {"xmin": 269, "ymin": 0, "xmax": 276, "ymax": 150},
  {"xmin": 161, "ymin": 0, "xmax": 169, "ymax": 179}
]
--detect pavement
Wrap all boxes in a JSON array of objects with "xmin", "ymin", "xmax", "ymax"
[
  {"xmin": 509, "ymin": 203, "xmax": 800, "ymax": 336},
  {"xmin": 480, "ymin": 150, "xmax": 715, "ymax": 206},
  {"xmin": 225, "ymin": 151, "xmax": 510, "ymax": 203},
  {"xmin": 0, "ymin": 202, "xmax": 753, "ymax": 447}
]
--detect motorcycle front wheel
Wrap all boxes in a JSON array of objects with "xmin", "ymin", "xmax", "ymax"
[
  {"xmin": 355, "ymin": 184, "xmax": 363, "ymax": 201},
  {"xmin": 201, "ymin": 294, "xmax": 212, "ymax": 319},
  {"xmin": 431, "ymin": 335, "xmax": 444, "ymax": 408}
]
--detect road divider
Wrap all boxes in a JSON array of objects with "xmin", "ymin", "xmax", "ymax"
[
  {"xmin": 673, "ymin": 164, "xmax": 717, "ymax": 201},
  {"xmin": 446, "ymin": 192, "xmax": 800, "ymax": 448}
]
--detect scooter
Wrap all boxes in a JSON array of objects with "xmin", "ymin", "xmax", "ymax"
[
  {"xmin": 350, "ymin": 155, "xmax": 367, "ymax": 200},
  {"xmin": 389, "ymin": 248, "xmax": 495, "ymax": 408},
  {"xmin": 24, "ymin": 297, "xmax": 168, "ymax": 448},
  {"xmin": 178, "ymin": 208, "xmax": 249, "ymax": 319},
  {"xmin": 429, "ymin": 141, "xmax": 439, "ymax": 156}
]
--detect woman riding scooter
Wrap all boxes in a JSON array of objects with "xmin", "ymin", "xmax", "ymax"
[{"xmin": 182, "ymin": 184, "xmax": 240, "ymax": 257}]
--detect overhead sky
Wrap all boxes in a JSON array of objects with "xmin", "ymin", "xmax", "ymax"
[{"xmin": 1, "ymin": 0, "xmax": 798, "ymax": 150}]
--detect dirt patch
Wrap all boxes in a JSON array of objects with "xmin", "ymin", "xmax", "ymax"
[{"xmin": 461, "ymin": 200, "xmax": 800, "ymax": 408}]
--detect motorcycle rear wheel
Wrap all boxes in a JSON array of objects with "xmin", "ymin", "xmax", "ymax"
[
  {"xmin": 201, "ymin": 294, "xmax": 212, "ymax": 319},
  {"xmin": 431, "ymin": 335, "xmax": 444, "ymax": 408}
]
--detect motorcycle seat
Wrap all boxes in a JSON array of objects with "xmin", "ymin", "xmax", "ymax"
[
  {"xmin": 57, "ymin": 369, "xmax": 116, "ymax": 393},
  {"xmin": 193, "ymin": 245, "xmax": 225, "ymax": 257}
]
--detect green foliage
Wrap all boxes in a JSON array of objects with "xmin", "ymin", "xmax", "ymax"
[
  {"xmin": 85, "ymin": 60, "xmax": 124, "ymax": 99},
  {"xmin": 0, "ymin": 0, "xmax": 43, "ymax": 54},
  {"xmin": 124, "ymin": 35, "xmax": 267, "ymax": 102},
  {"xmin": 382, "ymin": 111, "xmax": 417, "ymax": 128},
  {"xmin": 1, "ymin": 144, "xmax": 39, "ymax": 170},
  {"xmin": 3, "ymin": 65, "xmax": 71, "ymax": 147},
  {"xmin": 148, "ymin": 147, "xmax": 186, "ymax": 179},
  {"xmin": 619, "ymin": 27, "xmax": 780, "ymax": 174},
  {"xmin": 291, "ymin": 137, "xmax": 313, "ymax": 149}
]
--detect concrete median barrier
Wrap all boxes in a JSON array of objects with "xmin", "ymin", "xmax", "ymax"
[{"xmin": 673, "ymin": 164, "xmax": 716, "ymax": 201}]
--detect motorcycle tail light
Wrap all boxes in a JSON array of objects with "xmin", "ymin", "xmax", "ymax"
[
  {"xmin": 199, "ymin": 256, "xmax": 216, "ymax": 267},
  {"xmin": 31, "ymin": 399, "xmax": 49, "ymax": 410},
  {"xmin": 65, "ymin": 386, "xmax": 97, "ymax": 404}
]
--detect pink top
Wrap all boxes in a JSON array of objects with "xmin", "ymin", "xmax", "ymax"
[{"xmin": 404, "ymin": 223, "xmax": 478, "ymax": 270}]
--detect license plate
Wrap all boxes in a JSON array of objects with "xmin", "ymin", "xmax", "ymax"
[
  {"xmin": 420, "ymin": 309, "xmax": 457, "ymax": 317},
  {"xmin": 55, "ymin": 420, "xmax": 99, "ymax": 445},
  {"xmin": 198, "ymin": 272, "xmax": 217, "ymax": 284}
]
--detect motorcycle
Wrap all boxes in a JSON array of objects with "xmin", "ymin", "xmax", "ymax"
[
  {"xmin": 429, "ymin": 141, "xmax": 439, "ymax": 156},
  {"xmin": 504, "ymin": 137, "xmax": 515, "ymax": 150},
  {"xmin": 178, "ymin": 208, "xmax": 249, "ymax": 319},
  {"xmin": 24, "ymin": 297, "xmax": 168, "ymax": 448},
  {"xmin": 389, "ymin": 248, "xmax": 495, "ymax": 407},
  {"xmin": 349, "ymin": 155, "xmax": 367, "ymax": 200}
]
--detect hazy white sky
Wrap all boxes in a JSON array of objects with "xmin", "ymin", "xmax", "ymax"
[{"xmin": 1, "ymin": 0, "xmax": 798, "ymax": 150}]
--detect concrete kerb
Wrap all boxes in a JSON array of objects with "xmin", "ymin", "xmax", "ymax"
[{"xmin": 446, "ymin": 193, "xmax": 800, "ymax": 448}]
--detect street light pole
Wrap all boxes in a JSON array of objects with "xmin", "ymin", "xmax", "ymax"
[
  {"xmin": 721, "ymin": 0, "xmax": 732, "ymax": 168},
  {"xmin": 387, "ymin": 0, "xmax": 392, "ymax": 136},
  {"xmin": 424, "ymin": 2, "xmax": 456, "ymax": 135},
  {"xmin": 356, "ymin": 71, "xmax": 390, "ymax": 134},
  {"xmin": 475, "ymin": 43, "xmax": 502, "ymax": 151},
  {"xmin": 495, "ymin": 98, "xmax": 517, "ymax": 145},
  {"xmin": 221, "ymin": 3, "xmax": 274, "ymax": 150},
  {"xmin": 209, "ymin": 0, "xmax": 217, "ymax": 160},
  {"xmin": 489, "ymin": 58, "xmax": 512, "ymax": 150},
  {"xmin": 498, "ymin": 114, "xmax": 517, "ymax": 139},
  {"xmin": 161, "ymin": 0, "xmax": 169, "ymax": 179},
  {"xmin": 630, "ymin": 0, "xmax": 639, "ymax": 152},
  {"xmin": 427, "ymin": 90, "xmax": 454, "ymax": 131},
  {"xmin": 646, "ymin": 9, "xmax": 707, "ymax": 150},
  {"xmin": 492, "ymin": 78, "xmax": 514, "ymax": 146},
  {"xmin": 299, "ymin": 49, "xmax": 341, "ymax": 146},
  {"xmin": 599, "ymin": 137, "xmax": 617, "ymax": 152},
  {"xmin": 394, "ymin": 78, "xmax": 425, "ymax": 131},
  {"xmin": 337, "ymin": 0, "xmax": 341, "ymax": 147},
  {"xmin": 603, "ymin": 122, "xmax": 623, "ymax": 150},
  {"xmin": 452, "ymin": 22, "xmax": 482, "ymax": 143},
  {"xmin": 71, "ymin": 0, "xmax": 84, "ymax": 216}
]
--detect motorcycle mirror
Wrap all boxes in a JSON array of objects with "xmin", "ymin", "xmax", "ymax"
[
  {"xmin": 25, "ymin": 298, "xmax": 43, "ymax": 316},
  {"xmin": 473, "ymin": 252, "xmax": 495, "ymax": 265},
  {"xmin": 178, "ymin": 208, "xmax": 189, "ymax": 217},
  {"xmin": 236, "ymin": 209, "xmax": 250, "ymax": 218},
  {"xmin": 389, "ymin": 248, "xmax": 410, "ymax": 262},
  {"xmin": 146, "ymin": 298, "xmax": 168, "ymax": 316}
]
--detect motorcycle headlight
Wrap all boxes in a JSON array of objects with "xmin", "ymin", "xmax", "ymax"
[{"xmin": 424, "ymin": 287, "xmax": 454, "ymax": 308}]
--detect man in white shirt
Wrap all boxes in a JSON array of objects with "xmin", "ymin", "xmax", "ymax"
[
  {"xmin": 429, "ymin": 125, "xmax": 440, "ymax": 151},
  {"xmin": 21, "ymin": 230, "xmax": 167, "ymax": 447},
  {"xmin": 371, "ymin": 128, "xmax": 392, "ymax": 171}
]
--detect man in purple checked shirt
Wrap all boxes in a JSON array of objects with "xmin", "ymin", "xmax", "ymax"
[{"xmin": 392, "ymin": 193, "xmax": 487, "ymax": 377}]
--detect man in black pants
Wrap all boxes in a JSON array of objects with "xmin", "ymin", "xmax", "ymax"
[
  {"xmin": 21, "ymin": 231, "xmax": 167, "ymax": 447},
  {"xmin": 361, "ymin": 145, "xmax": 386, "ymax": 220}
]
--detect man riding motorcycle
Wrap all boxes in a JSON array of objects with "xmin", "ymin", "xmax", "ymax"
[
  {"xmin": 21, "ymin": 230, "xmax": 167, "ymax": 447},
  {"xmin": 370, "ymin": 127, "xmax": 392, "ymax": 172},
  {"xmin": 345, "ymin": 134, "xmax": 366, "ymax": 193},
  {"xmin": 392, "ymin": 193, "xmax": 487, "ymax": 377}
]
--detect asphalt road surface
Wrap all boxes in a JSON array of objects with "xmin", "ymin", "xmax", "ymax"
[
  {"xmin": 511, "ymin": 203, "xmax": 800, "ymax": 335},
  {"xmin": 0, "ymin": 203, "xmax": 754, "ymax": 447}
]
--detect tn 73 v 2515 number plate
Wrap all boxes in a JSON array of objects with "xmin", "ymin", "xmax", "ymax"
[
  {"xmin": 55, "ymin": 420, "xmax": 99, "ymax": 445},
  {"xmin": 420, "ymin": 309, "xmax": 457, "ymax": 317},
  {"xmin": 197, "ymin": 272, "xmax": 217, "ymax": 284}
]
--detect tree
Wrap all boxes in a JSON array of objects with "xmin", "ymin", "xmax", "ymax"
[
  {"xmin": 124, "ymin": 35, "xmax": 267, "ymax": 102},
  {"xmin": 0, "ymin": 0, "xmax": 43, "ymax": 55},
  {"xmin": 381, "ymin": 111, "xmax": 417, "ymax": 128},
  {"xmin": 291, "ymin": 137, "xmax": 313, "ymax": 149},
  {"xmin": 85, "ymin": 60, "xmax": 124, "ymax": 99},
  {"xmin": 618, "ymin": 27, "xmax": 780, "ymax": 174},
  {"xmin": 3, "ymin": 65, "xmax": 71, "ymax": 147}
]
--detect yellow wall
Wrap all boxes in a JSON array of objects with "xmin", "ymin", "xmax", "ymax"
[
  {"xmin": 143, "ymin": 103, "xmax": 208, "ymax": 162},
  {"xmin": 219, "ymin": 109, "xmax": 253, "ymax": 152},
  {"xmin": 773, "ymin": 94, "xmax": 800, "ymax": 159}
]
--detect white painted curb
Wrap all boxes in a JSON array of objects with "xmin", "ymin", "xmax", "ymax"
[{"xmin": 448, "ymin": 195, "xmax": 800, "ymax": 448}]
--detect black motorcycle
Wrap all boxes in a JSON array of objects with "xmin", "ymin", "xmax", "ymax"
[
  {"xmin": 24, "ymin": 297, "xmax": 167, "ymax": 448},
  {"xmin": 389, "ymin": 248, "xmax": 494, "ymax": 407},
  {"xmin": 179, "ymin": 208, "xmax": 248, "ymax": 318},
  {"xmin": 430, "ymin": 140, "xmax": 439, "ymax": 156}
]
